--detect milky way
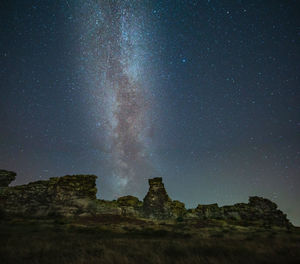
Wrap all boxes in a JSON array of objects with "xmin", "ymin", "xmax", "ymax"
[
  {"xmin": 1, "ymin": 0, "xmax": 299, "ymax": 225},
  {"xmin": 77, "ymin": 0, "xmax": 156, "ymax": 195}
]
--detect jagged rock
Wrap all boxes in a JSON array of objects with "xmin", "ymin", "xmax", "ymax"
[
  {"xmin": 0, "ymin": 174, "xmax": 97, "ymax": 217},
  {"xmin": 222, "ymin": 204, "xmax": 246, "ymax": 220},
  {"xmin": 0, "ymin": 170, "xmax": 293, "ymax": 227},
  {"xmin": 143, "ymin": 177, "xmax": 172, "ymax": 219},
  {"xmin": 117, "ymin": 195, "xmax": 143, "ymax": 217},
  {"xmin": 248, "ymin": 196, "xmax": 277, "ymax": 211},
  {"xmin": 220, "ymin": 197, "xmax": 291, "ymax": 227},
  {"xmin": 187, "ymin": 196, "xmax": 291, "ymax": 227},
  {"xmin": 0, "ymin": 170, "xmax": 16, "ymax": 187},
  {"xmin": 196, "ymin": 203, "xmax": 223, "ymax": 219},
  {"xmin": 247, "ymin": 196, "xmax": 291, "ymax": 227},
  {"xmin": 170, "ymin": 200, "xmax": 186, "ymax": 218}
]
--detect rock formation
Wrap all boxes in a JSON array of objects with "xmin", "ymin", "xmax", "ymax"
[
  {"xmin": 0, "ymin": 169, "xmax": 292, "ymax": 228},
  {"xmin": 142, "ymin": 177, "xmax": 187, "ymax": 219},
  {"xmin": 195, "ymin": 203, "xmax": 223, "ymax": 219},
  {"xmin": 0, "ymin": 174, "xmax": 97, "ymax": 217},
  {"xmin": 143, "ymin": 177, "xmax": 172, "ymax": 218},
  {"xmin": 0, "ymin": 170, "xmax": 16, "ymax": 187},
  {"xmin": 192, "ymin": 197, "xmax": 291, "ymax": 227},
  {"xmin": 117, "ymin": 195, "xmax": 143, "ymax": 217}
]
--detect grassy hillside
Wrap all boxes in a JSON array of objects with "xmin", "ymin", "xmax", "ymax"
[{"xmin": 1, "ymin": 217, "xmax": 300, "ymax": 264}]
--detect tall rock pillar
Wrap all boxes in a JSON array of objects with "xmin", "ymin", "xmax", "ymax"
[{"xmin": 143, "ymin": 177, "xmax": 172, "ymax": 219}]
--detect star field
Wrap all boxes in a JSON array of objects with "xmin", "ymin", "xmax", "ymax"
[{"xmin": 0, "ymin": 0, "xmax": 299, "ymax": 225}]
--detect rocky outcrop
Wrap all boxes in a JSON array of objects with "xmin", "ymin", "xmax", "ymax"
[
  {"xmin": 117, "ymin": 195, "xmax": 141, "ymax": 207},
  {"xmin": 192, "ymin": 197, "xmax": 291, "ymax": 227},
  {"xmin": 117, "ymin": 195, "xmax": 143, "ymax": 217},
  {"xmin": 0, "ymin": 170, "xmax": 16, "ymax": 187},
  {"xmin": 86, "ymin": 199, "xmax": 122, "ymax": 216},
  {"xmin": 143, "ymin": 177, "xmax": 172, "ymax": 219},
  {"xmin": 143, "ymin": 177, "xmax": 187, "ymax": 219},
  {"xmin": 0, "ymin": 174, "xmax": 97, "ymax": 217},
  {"xmin": 0, "ymin": 169, "xmax": 292, "ymax": 227},
  {"xmin": 246, "ymin": 196, "xmax": 290, "ymax": 227},
  {"xmin": 196, "ymin": 203, "xmax": 223, "ymax": 219},
  {"xmin": 170, "ymin": 200, "xmax": 186, "ymax": 219}
]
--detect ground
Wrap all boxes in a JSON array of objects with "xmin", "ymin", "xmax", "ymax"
[{"xmin": 1, "ymin": 216, "xmax": 300, "ymax": 264}]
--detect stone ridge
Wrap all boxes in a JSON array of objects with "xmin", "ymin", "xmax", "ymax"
[{"xmin": 0, "ymin": 170, "xmax": 293, "ymax": 227}]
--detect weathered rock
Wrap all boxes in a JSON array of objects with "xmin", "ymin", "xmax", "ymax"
[
  {"xmin": 248, "ymin": 196, "xmax": 277, "ymax": 211},
  {"xmin": 117, "ymin": 195, "xmax": 143, "ymax": 217},
  {"xmin": 0, "ymin": 174, "xmax": 97, "ymax": 217},
  {"xmin": 0, "ymin": 170, "xmax": 16, "ymax": 187},
  {"xmin": 143, "ymin": 177, "xmax": 172, "ymax": 219},
  {"xmin": 184, "ymin": 196, "xmax": 291, "ymax": 227},
  {"xmin": 246, "ymin": 196, "xmax": 291, "ymax": 227},
  {"xmin": 117, "ymin": 195, "xmax": 141, "ymax": 207},
  {"xmin": 0, "ymin": 170, "xmax": 293, "ymax": 227},
  {"xmin": 185, "ymin": 208, "xmax": 199, "ymax": 219},
  {"xmin": 170, "ymin": 200, "xmax": 186, "ymax": 218},
  {"xmin": 222, "ymin": 204, "xmax": 246, "ymax": 220},
  {"xmin": 219, "ymin": 197, "xmax": 291, "ymax": 227},
  {"xmin": 88, "ymin": 200, "xmax": 122, "ymax": 216},
  {"xmin": 196, "ymin": 203, "xmax": 223, "ymax": 219}
]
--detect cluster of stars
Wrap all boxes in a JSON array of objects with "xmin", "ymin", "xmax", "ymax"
[{"xmin": 0, "ymin": 0, "xmax": 299, "ymax": 224}]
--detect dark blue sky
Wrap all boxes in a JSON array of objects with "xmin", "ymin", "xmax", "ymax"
[{"xmin": 1, "ymin": 0, "xmax": 299, "ymax": 225}]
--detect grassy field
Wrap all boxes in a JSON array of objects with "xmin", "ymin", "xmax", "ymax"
[{"xmin": 1, "ymin": 217, "xmax": 300, "ymax": 264}]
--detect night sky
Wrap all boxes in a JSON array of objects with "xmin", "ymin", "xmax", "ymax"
[{"xmin": 1, "ymin": 0, "xmax": 299, "ymax": 225}]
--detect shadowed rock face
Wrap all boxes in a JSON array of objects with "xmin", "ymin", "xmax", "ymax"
[
  {"xmin": 249, "ymin": 196, "xmax": 277, "ymax": 211},
  {"xmin": 245, "ymin": 196, "xmax": 290, "ymax": 227},
  {"xmin": 0, "ymin": 170, "xmax": 16, "ymax": 187}
]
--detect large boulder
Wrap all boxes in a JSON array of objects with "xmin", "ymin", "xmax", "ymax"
[{"xmin": 0, "ymin": 170, "xmax": 16, "ymax": 187}]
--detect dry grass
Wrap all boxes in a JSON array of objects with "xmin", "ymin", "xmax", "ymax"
[{"xmin": 1, "ymin": 218, "xmax": 300, "ymax": 264}]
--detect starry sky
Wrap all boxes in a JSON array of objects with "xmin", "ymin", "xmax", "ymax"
[{"xmin": 1, "ymin": 0, "xmax": 299, "ymax": 225}]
